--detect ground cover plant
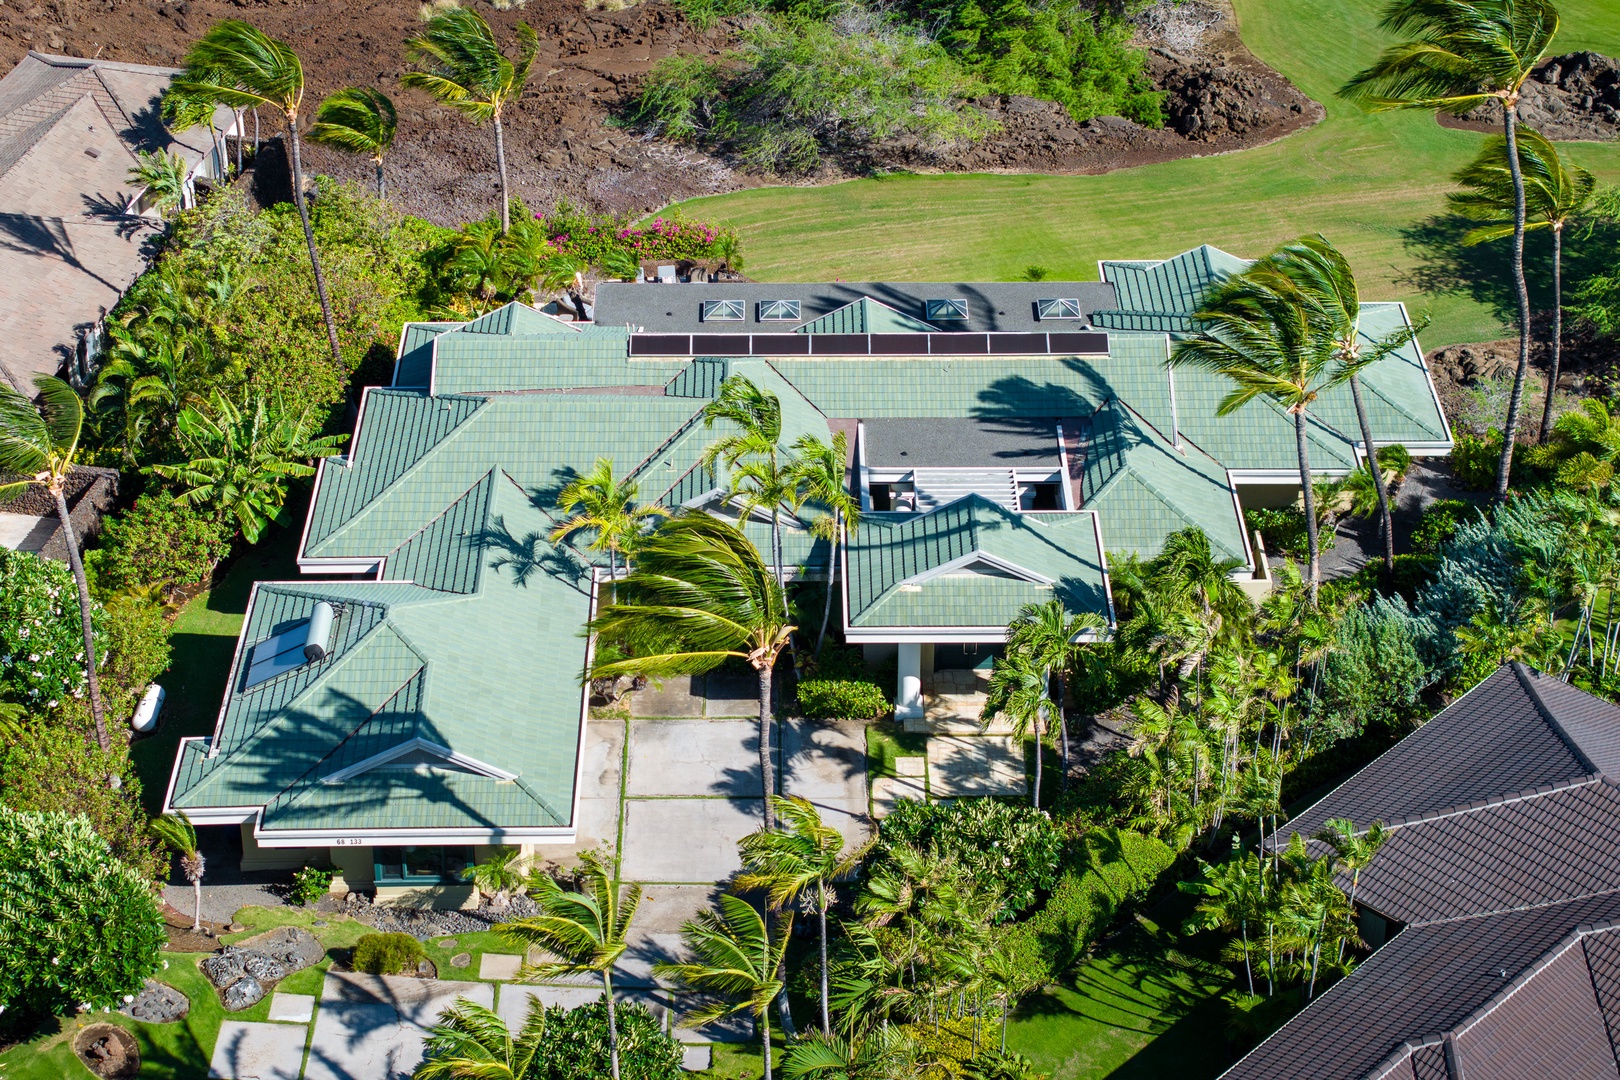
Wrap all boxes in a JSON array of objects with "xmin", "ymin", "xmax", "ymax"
[{"xmin": 679, "ymin": 0, "xmax": 1620, "ymax": 348}]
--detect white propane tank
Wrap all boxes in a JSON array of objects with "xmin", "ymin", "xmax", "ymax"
[{"xmin": 131, "ymin": 683, "xmax": 165, "ymax": 733}]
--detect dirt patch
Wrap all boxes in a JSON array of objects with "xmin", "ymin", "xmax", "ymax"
[
  {"xmin": 160, "ymin": 900, "xmax": 225, "ymax": 952},
  {"xmin": 1, "ymin": 0, "xmax": 1319, "ymax": 222},
  {"xmin": 73, "ymin": 1024, "xmax": 139, "ymax": 1080},
  {"xmin": 1441, "ymin": 52, "xmax": 1620, "ymax": 141}
]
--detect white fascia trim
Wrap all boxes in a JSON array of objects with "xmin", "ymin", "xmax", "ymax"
[
  {"xmin": 1164, "ymin": 334, "xmax": 1182, "ymax": 448},
  {"xmin": 1089, "ymin": 510, "xmax": 1119, "ymax": 629},
  {"xmin": 320, "ymin": 737, "xmax": 519, "ymax": 785},
  {"xmin": 1227, "ymin": 470, "xmax": 1257, "ymax": 573},
  {"xmin": 856, "ymin": 421, "xmax": 871, "ymax": 513},
  {"xmin": 844, "ymin": 627, "xmax": 1016, "ymax": 644},
  {"xmin": 205, "ymin": 582, "xmax": 263, "ymax": 756},
  {"xmin": 251, "ymin": 822, "xmax": 578, "ymax": 848},
  {"xmin": 1055, "ymin": 421, "xmax": 1076, "ymax": 511},
  {"xmin": 567, "ymin": 575, "xmax": 600, "ymax": 846},
  {"xmin": 904, "ymin": 550, "xmax": 1053, "ymax": 586},
  {"xmin": 1401, "ymin": 301, "xmax": 1455, "ymax": 446},
  {"xmin": 297, "ymin": 557, "xmax": 384, "ymax": 576},
  {"xmin": 171, "ymin": 804, "xmax": 259, "ymax": 826},
  {"xmin": 1228, "ymin": 468, "xmax": 1351, "ymax": 483}
]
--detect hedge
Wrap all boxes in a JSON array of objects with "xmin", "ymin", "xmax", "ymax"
[
  {"xmin": 1002, "ymin": 826, "xmax": 1176, "ymax": 982},
  {"xmin": 798, "ymin": 677, "xmax": 890, "ymax": 720}
]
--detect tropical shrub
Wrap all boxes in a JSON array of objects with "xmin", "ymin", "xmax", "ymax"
[
  {"xmin": 0, "ymin": 548, "xmax": 105, "ymax": 710},
  {"xmin": 291, "ymin": 865, "xmax": 336, "ymax": 906},
  {"xmin": 1244, "ymin": 506, "xmax": 1324, "ymax": 559},
  {"xmin": 876, "ymin": 798, "xmax": 1063, "ymax": 919},
  {"xmin": 1312, "ymin": 596, "xmax": 1432, "ymax": 739},
  {"xmin": 97, "ymin": 494, "xmax": 231, "ymax": 593},
  {"xmin": 1001, "ymin": 827, "xmax": 1174, "ymax": 980},
  {"xmin": 0, "ymin": 716, "xmax": 164, "ymax": 881},
  {"xmin": 1448, "ymin": 430, "xmax": 1502, "ymax": 491},
  {"xmin": 533, "ymin": 998, "xmax": 685, "ymax": 1080},
  {"xmin": 353, "ymin": 931, "xmax": 425, "ymax": 974},
  {"xmin": 1409, "ymin": 498, "xmax": 1473, "ymax": 555},
  {"xmin": 0, "ymin": 807, "xmax": 165, "ymax": 1022},
  {"xmin": 542, "ymin": 202, "xmax": 737, "ymax": 268},
  {"xmin": 798, "ymin": 677, "xmax": 891, "ymax": 720}
]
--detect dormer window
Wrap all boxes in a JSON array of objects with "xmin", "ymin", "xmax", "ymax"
[
  {"xmin": 925, "ymin": 298, "xmax": 969, "ymax": 321},
  {"xmin": 1036, "ymin": 298, "xmax": 1083, "ymax": 320},
  {"xmin": 701, "ymin": 299, "xmax": 745, "ymax": 322},
  {"xmin": 758, "ymin": 299, "xmax": 801, "ymax": 321}
]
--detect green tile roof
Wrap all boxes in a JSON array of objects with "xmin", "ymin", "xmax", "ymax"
[
  {"xmin": 845, "ymin": 495, "xmax": 1107, "ymax": 628},
  {"xmin": 796, "ymin": 297, "xmax": 936, "ymax": 334},
  {"xmin": 174, "ymin": 474, "xmax": 591, "ymax": 834},
  {"xmin": 395, "ymin": 323, "xmax": 459, "ymax": 390},
  {"xmin": 1092, "ymin": 244, "xmax": 1250, "ymax": 333}
]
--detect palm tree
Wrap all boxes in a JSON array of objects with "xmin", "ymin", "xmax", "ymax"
[
  {"xmin": 309, "ymin": 87, "xmax": 398, "ymax": 198},
  {"xmin": 1259, "ymin": 236, "xmax": 1426, "ymax": 572},
  {"xmin": 738, "ymin": 794, "xmax": 867, "ymax": 1036},
  {"xmin": 701, "ymin": 374, "xmax": 794, "ymax": 585},
  {"xmin": 460, "ymin": 846, "xmax": 526, "ymax": 911},
  {"xmin": 982, "ymin": 650, "xmax": 1051, "ymax": 808},
  {"xmin": 149, "ymin": 812, "xmax": 205, "ymax": 932},
  {"xmin": 787, "ymin": 432, "xmax": 859, "ymax": 658},
  {"xmin": 127, "ymin": 150, "xmax": 190, "ymax": 217},
  {"xmin": 655, "ymin": 893, "xmax": 792, "ymax": 1080},
  {"xmin": 1316, "ymin": 818, "xmax": 1389, "ymax": 962},
  {"xmin": 402, "ymin": 7, "xmax": 537, "ymax": 234},
  {"xmin": 1170, "ymin": 263, "xmax": 1340, "ymax": 604},
  {"xmin": 548, "ymin": 457, "xmax": 666, "ymax": 582},
  {"xmin": 1342, "ymin": 0, "xmax": 1560, "ymax": 498},
  {"xmin": 1449, "ymin": 128, "xmax": 1595, "ymax": 441},
  {"xmin": 781, "ymin": 1026, "xmax": 918, "ymax": 1079},
  {"xmin": 174, "ymin": 22, "xmax": 345, "ymax": 368},
  {"xmin": 1181, "ymin": 850, "xmax": 1266, "ymax": 996},
  {"xmin": 416, "ymin": 996, "xmax": 546, "ymax": 1080},
  {"xmin": 499, "ymin": 850, "xmax": 639, "ymax": 1080},
  {"xmin": 151, "ymin": 389, "xmax": 347, "ymax": 543},
  {"xmin": 588, "ymin": 513, "xmax": 794, "ymax": 830},
  {"xmin": 540, "ymin": 253, "xmax": 589, "ymax": 319},
  {"xmin": 0, "ymin": 376, "xmax": 107, "ymax": 749},
  {"xmin": 1005, "ymin": 598, "xmax": 1105, "ymax": 788}
]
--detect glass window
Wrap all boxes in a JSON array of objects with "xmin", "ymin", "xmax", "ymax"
[
  {"xmin": 700, "ymin": 299, "xmax": 745, "ymax": 322},
  {"xmin": 924, "ymin": 298, "xmax": 969, "ymax": 321},
  {"xmin": 402, "ymin": 847, "xmax": 441, "ymax": 880},
  {"xmin": 373, "ymin": 846, "xmax": 478, "ymax": 884},
  {"xmin": 374, "ymin": 848, "xmax": 404, "ymax": 881},
  {"xmin": 1036, "ymin": 298, "xmax": 1083, "ymax": 320},
  {"xmin": 757, "ymin": 299, "xmax": 801, "ymax": 322}
]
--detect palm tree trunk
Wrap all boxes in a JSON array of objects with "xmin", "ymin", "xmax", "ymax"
[
  {"xmin": 286, "ymin": 119, "xmax": 344, "ymax": 368},
  {"xmin": 1494, "ymin": 102, "xmax": 1534, "ymax": 500},
  {"xmin": 1055, "ymin": 670, "xmax": 1070, "ymax": 792},
  {"xmin": 493, "ymin": 110, "xmax": 512, "ymax": 235},
  {"xmin": 233, "ymin": 110, "xmax": 243, "ymax": 175},
  {"xmin": 1347, "ymin": 375, "xmax": 1395, "ymax": 572},
  {"xmin": 818, "ymin": 881, "xmax": 831, "ymax": 1036},
  {"xmin": 253, "ymin": 109, "xmax": 260, "ymax": 156},
  {"xmin": 1031, "ymin": 711, "xmax": 1043, "ymax": 809},
  {"xmin": 815, "ymin": 512, "xmax": 839, "ymax": 658},
  {"xmin": 762, "ymin": 1008, "xmax": 773, "ymax": 1080},
  {"xmin": 771, "ymin": 507, "xmax": 784, "ymax": 587},
  {"xmin": 604, "ymin": 969, "xmax": 621, "ymax": 1080},
  {"xmin": 758, "ymin": 663, "xmax": 777, "ymax": 831},
  {"xmin": 1294, "ymin": 409, "xmax": 1321, "ymax": 606},
  {"xmin": 53, "ymin": 485, "xmax": 106, "ymax": 750},
  {"xmin": 1000, "ymin": 995, "xmax": 1009, "ymax": 1052},
  {"xmin": 192, "ymin": 874, "xmax": 203, "ymax": 933},
  {"xmin": 375, "ymin": 158, "xmax": 386, "ymax": 200},
  {"xmin": 1241, "ymin": 920, "xmax": 1254, "ymax": 996},
  {"xmin": 1539, "ymin": 224, "xmax": 1564, "ymax": 441}
]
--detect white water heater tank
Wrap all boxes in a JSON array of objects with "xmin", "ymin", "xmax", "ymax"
[{"xmin": 131, "ymin": 683, "xmax": 165, "ymax": 733}]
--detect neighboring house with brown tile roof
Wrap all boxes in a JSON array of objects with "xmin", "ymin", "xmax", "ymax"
[
  {"xmin": 0, "ymin": 51, "xmax": 237, "ymax": 393},
  {"xmin": 1225, "ymin": 664, "xmax": 1620, "ymax": 1079}
]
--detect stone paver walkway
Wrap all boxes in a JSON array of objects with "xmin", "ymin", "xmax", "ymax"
[
  {"xmin": 928, "ymin": 734, "xmax": 1026, "ymax": 798},
  {"xmin": 304, "ymin": 972, "xmax": 492, "ymax": 1080},
  {"xmin": 210, "ymin": 1019, "xmax": 307, "ymax": 1080}
]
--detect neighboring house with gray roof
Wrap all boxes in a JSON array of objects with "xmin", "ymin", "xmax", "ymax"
[
  {"xmin": 0, "ymin": 51, "xmax": 238, "ymax": 392},
  {"xmin": 165, "ymin": 247, "xmax": 1451, "ymax": 906},
  {"xmin": 1226, "ymin": 664, "xmax": 1620, "ymax": 1079}
]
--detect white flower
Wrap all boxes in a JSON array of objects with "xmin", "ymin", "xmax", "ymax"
[
  {"xmin": 162, "ymin": 960, "xmax": 169, "ymax": 969},
  {"xmin": 123, "ymin": 994, "xmax": 135, "ymax": 1004},
  {"xmin": 28, "ymin": 654, "xmax": 38, "ymax": 663},
  {"xmin": 51, "ymin": 957, "xmax": 59, "ymax": 965}
]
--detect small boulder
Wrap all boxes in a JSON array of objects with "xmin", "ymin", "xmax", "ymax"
[
  {"xmin": 242, "ymin": 953, "xmax": 288, "ymax": 983},
  {"xmin": 200, "ymin": 950, "xmax": 246, "ymax": 988},
  {"xmin": 222, "ymin": 974, "xmax": 264, "ymax": 1012},
  {"xmin": 451, "ymin": 953, "xmax": 472, "ymax": 969}
]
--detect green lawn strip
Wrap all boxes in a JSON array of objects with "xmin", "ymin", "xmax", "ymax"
[
  {"xmin": 1007, "ymin": 916, "xmax": 1235, "ymax": 1080},
  {"xmin": 865, "ymin": 720, "xmax": 929, "ymax": 779},
  {"xmin": 130, "ymin": 523, "xmax": 303, "ymax": 814},
  {"xmin": 673, "ymin": 0, "xmax": 1620, "ymax": 349},
  {"xmin": 700, "ymin": 1036, "xmax": 780, "ymax": 1079}
]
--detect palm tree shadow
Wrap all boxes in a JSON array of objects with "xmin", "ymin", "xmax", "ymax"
[
  {"xmin": 482, "ymin": 513, "xmax": 590, "ymax": 589},
  {"xmin": 0, "ymin": 212, "xmax": 129, "ymax": 293},
  {"xmin": 1397, "ymin": 213, "xmax": 1556, "ymax": 327}
]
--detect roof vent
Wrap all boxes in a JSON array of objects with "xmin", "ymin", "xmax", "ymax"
[
  {"xmin": 84, "ymin": 147, "xmax": 101, "ymax": 159},
  {"xmin": 303, "ymin": 602, "xmax": 335, "ymax": 662}
]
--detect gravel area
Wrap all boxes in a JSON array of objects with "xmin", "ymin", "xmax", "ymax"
[
  {"xmin": 165, "ymin": 882, "xmax": 289, "ymax": 925},
  {"xmin": 318, "ymin": 892, "xmax": 544, "ymax": 938}
]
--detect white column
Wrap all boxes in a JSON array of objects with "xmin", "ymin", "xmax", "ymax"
[{"xmin": 896, "ymin": 642, "xmax": 923, "ymax": 720}]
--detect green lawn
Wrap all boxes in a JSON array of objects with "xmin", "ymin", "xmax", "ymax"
[
  {"xmin": 1007, "ymin": 915, "xmax": 1237, "ymax": 1080},
  {"xmin": 674, "ymin": 0, "xmax": 1620, "ymax": 348},
  {"xmin": 130, "ymin": 522, "xmax": 303, "ymax": 814}
]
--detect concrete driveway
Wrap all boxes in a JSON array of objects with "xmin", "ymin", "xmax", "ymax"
[{"xmin": 303, "ymin": 972, "xmax": 493, "ymax": 1080}]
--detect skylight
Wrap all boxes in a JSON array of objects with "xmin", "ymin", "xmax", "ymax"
[
  {"xmin": 701, "ymin": 299, "xmax": 745, "ymax": 322},
  {"xmin": 925, "ymin": 298, "xmax": 970, "ymax": 321},
  {"xmin": 758, "ymin": 299, "xmax": 801, "ymax": 321},
  {"xmin": 1036, "ymin": 298, "xmax": 1084, "ymax": 320}
]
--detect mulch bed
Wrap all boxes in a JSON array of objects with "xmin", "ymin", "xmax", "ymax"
[{"xmin": 73, "ymin": 1024, "xmax": 139, "ymax": 1080}]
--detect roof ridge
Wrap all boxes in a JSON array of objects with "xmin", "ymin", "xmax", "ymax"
[
  {"xmin": 1375, "ymin": 773, "xmax": 1600, "ymax": 831},
  {"xmin": 1408, "ymin": 887, "xmax": 1620, "ymax": 929},
  {"xmin": 1514, "ymin": 661, "xmax": 1604, "ymax": 776}
]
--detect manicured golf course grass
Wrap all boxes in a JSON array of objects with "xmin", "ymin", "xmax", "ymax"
[{"xmin": 677, "ymin": 0, "xmax": 1620, "ymax": 348}]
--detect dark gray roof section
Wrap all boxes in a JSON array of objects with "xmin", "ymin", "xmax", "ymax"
[
  {"xmin": 862, "ymin": 417, "xmax": 1063, "ymax": 469},
  {"xmin": 1222, "ymin": 894, "xmax": 1620, "ymax": 1080},
  {"xmin": 594, "ymin": 281, "xmax": 1119, "ymax": 334},
  {"xmin": 1283, "ymin": 665, "xmax": 1592, "ymax": 841}
]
